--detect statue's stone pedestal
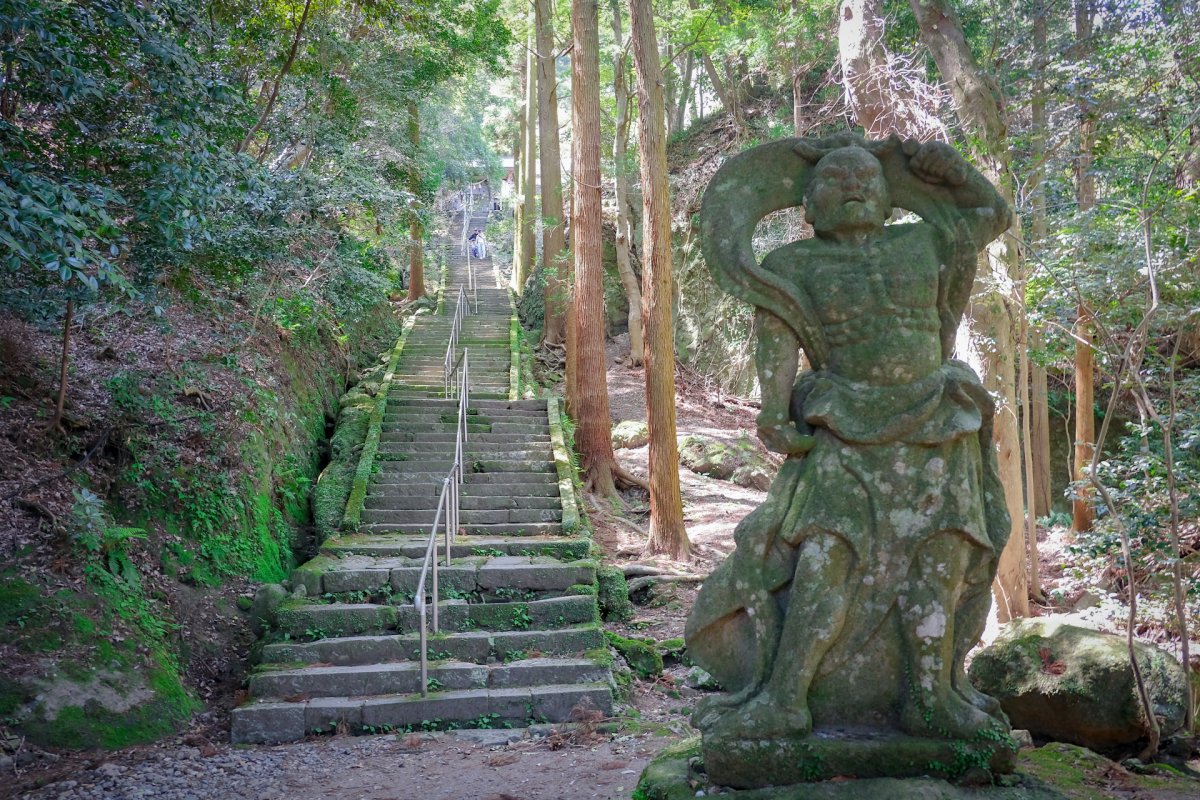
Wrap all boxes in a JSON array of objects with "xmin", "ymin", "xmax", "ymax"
[
  {"xmin": 636, "ymin": 737, "xmax": 1064, "ymax": 800},
  {"xmin": 702, "ymin": 726, "xmax": 1019, "ymax": 788}
]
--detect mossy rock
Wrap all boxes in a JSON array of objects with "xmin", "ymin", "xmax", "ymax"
[
  {"xmin": 677, "ymin": 433, "xmax": 775, "ymax": 489},
  {"xmin": 596, "ymin": 566, "xmax": 634, "ymax": 622},
  {"xmin": 612, "ymin": 420, "xmax": 650, "ymax": 449},
  {"xmin": 605, "ymin": 631, "xmax": 663, "ymax": 679},
  {"xmin": 969, "ymin": 617, "xmax": 1189, "ymax": 753}
]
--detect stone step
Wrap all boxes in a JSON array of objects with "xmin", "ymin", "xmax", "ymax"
[
  {"xmin": 385, "ymin": 407, "xmax": 544, "ymax": 419},
  {"xmin": 373, "ymin": 459, "xmax": 555, "ymax": 474},
  {"xmin": 276, "ymin": 594, "xmax": 595, "ymax": 638},
  {"xmin": 361, "ymin": 522, "xmax": 563, "ymax": 536},
  {"xmin": 367, "ymin": 481, "xmax": 559, "ymax": 499},
  {"xmin": 384, "ymin": 399, "xmax": 546, "ymax": 411},
  {"xmin": 390, "ymin": 391, "xmax": 511, "ymax": 400},
  {"xmin": 231, "ymin": 683, "xmax": 613, "ymax": 743},
  {"xmin": 261, "ymin": 624, "xmax": 604, "ymax": 666},
  {"xmin": 292, "ymin": 553, "xmax": 592, "ymax": 596},
  {"xmin": 378, "ymin": 433, "xmax": 550, "ymax": 444},
  {"xmin": 249, "ymin": 657, "xmax": 608, "ymax": 701},
  {"xmin": 375, "ymin": 447, "xmax": 552, "ymax": 461},
  {"xmin": 364, "ymin": 495, "xmax": 560, "ymax": 511},
  {"xmin": 361, "ymin": 507, "xmax": 563, "ymax": 526},
  {"xmin": 320, "ymin": 534, "xmax": 587, "ymax": 561}
]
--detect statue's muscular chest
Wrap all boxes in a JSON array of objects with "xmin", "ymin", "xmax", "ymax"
[{"xmin": 795, "ymin": 228, "xmax": 940, "ymax": 327}]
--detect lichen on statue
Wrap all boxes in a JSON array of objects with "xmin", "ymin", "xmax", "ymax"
[{"xmin": 686, "ymin": 134, "xmax": 1018, "ymax": 787}]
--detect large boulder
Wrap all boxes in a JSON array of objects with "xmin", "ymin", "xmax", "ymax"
[
  {"xmin": 969, "ymin": 617, "xmax": 1189, "ymax": 752},
  {"xmin": 677, "ymin": 434, "xmax": 774, "ymax": 490}
]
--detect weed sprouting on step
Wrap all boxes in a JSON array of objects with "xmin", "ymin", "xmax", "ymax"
[{"xmin": 510, "ymin": 604, "xmax": 532, "ymax": 630}]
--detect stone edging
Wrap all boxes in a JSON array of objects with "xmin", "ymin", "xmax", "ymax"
[
  {"xmin": 340, "ymin": 313, "xmax": 419, "ymax": 531},
  {"xmin": 544, "ymin": 394, "xmax": 580, "ymax": 535}
]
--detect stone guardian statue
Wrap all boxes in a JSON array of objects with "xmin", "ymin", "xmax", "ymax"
[{"xmin": 686, "ymin": 134, "xmax": 1018, "ymax": 788}]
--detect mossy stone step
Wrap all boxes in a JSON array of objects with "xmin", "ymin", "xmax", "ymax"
[
  {"xmin": 319, "ymin": 534, "xmax": 586, "ymax": 561},
  {"xmin": 361, "ymin": 522, "xmax": 563, "ymax": 537},
  {"xmin": 364, "ymin": 494, "xmax": 560, "ymax": 511},
  {"xmin": 379, "ymin": 432, "xmax": 550, "ymax": 444},
  {"xmin": 373, "ymin": 459, "xmax": 555, "ymax": 474},
  {"xmin": 261, "ymin": 625, "xmax": 604, "ymax": 667},
  {"xmin": 249, "ymin": 657, "xmax": 608, "ymax": 700},
  {"xmin": 360, "ymin": 508, "xmax": 563, "ymax": 526},
  {"xmin": 291, "ymin": 553, "xmax": 593, "ymax": 596},
  {"xmin": 231, "ymin": 683, "xmax": 613, "ymax": 743}
]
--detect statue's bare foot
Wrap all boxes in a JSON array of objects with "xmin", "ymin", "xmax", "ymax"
[
  {"xmin": 900, "ymin": 691, "xmax": 998, "ymax": 741},
  {"xmin": 955, "ymin": 674, "xmax": 1005, "ymax": 719},
  {"xmin": 702, "ymin": 693, "xmax": 812, "ymax": 740}
]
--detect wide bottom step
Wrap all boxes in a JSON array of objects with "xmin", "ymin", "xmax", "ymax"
[{"xmin": 231, "ymin": 683, "xmax": 613, "ymax": 743}]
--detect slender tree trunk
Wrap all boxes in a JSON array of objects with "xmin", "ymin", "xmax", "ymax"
[
  {"xmin": 791, "ymin": 0, "xmax": 805, "ymax": 135},
  {"xmin": 49, "ymin": 298, "xmax": 73, "ymax": 434},
  {"xmin": 908, "ymin": 0, "xmax": 1028, "ymax": 619},
  {"xmin": 515, "ymin": 24, "xmax": 538, "ymax": 295},
  {"xmin": 238, "ymin": 0, "xmax": 314, "ymax": 155},
  {"xmin": 406, "ymin": 103, "xmax": 425, "ymax": 301},
  {"xmin": 512, "ymin": 53, "xmax": 528, "ymax": 285},
  {"xmin": 536, "ymin": 0, "xmax": 568, "ymax": 345},
  {"xmin": 1029, "ymin": 1, "xmax": 1054, "ymax": 518},
  {"xmin": 631, "ymin": 0, "xmax": 689, "ymax": 559},
  {"xmin": 611, "ymin": 0, "xmax": 643, "ymax": 365},
  {"xmin": 570, "ymin": 0, "xmax": 620, "ymax": 496},
  {"xmin": 1072, "ymin": 0, "xmax": 1097, "ymax": 534},
  {"xmin": 687, "ymin": 0, "xmax": 743, "ymax": 134},
  {"xmin": 673, "ymin": 52, "xmax": 695, "ymax": 135}
]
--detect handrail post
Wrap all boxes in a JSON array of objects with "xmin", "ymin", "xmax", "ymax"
[{"xmin": 419, "ymin": 604, "xmax": 428, "ymax": 697}]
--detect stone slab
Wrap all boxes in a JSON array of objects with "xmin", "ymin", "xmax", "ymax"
[
  {"xmin": 702, "ymin": 727, "xmax": 1019, "ymax": 788},
  {"xmin": 230, "ymin": 702, "xmax": 306, "ymax": 744}
]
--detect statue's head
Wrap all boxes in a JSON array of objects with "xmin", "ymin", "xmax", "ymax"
[{"xmin": 803, "ymin": 147, "xmax": 891, "ymax": 237}]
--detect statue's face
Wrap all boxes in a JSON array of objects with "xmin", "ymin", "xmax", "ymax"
[{"xmin": 805, "ymin": 148, "xmax": 889, "ymax": 236}]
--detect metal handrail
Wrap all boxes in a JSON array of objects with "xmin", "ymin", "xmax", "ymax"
[
  {"xmin": 443, "ymin": 284, "xmax": 468, "ymax": 398},
  {"xmin": 413, "ymin": 348, "xmax": 469, "ymax": 697}
]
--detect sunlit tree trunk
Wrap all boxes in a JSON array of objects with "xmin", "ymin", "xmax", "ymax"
[
  {"xmin": 571, "ymin": 0, "xmax": 620, "ymax": 495},
  {"xmin": 631, "ymin": 0, "xmax": 689, "ymax": 559},
  {"xmin": 237, "ymin": 0, "xmax": 314, "ymax": 155},
  {"xmin": 536, "ymin": 0, "xmax": 568, "ymax": 345},
  {"xmin": 1072, "ymin": 0, "xmax": 1097, "ymax": 534},
  {"xmin": 512, "ymin": 49, "xmax": 528, "ymax": 286},
  {"xmin": 1028, "ymin": 0, "xmax": 1054, "ymax": 519},
  {"xmin": 407, "ymin": 102, "xmax": 425, "ymax": 301},
  {"xmin": 908, "ymin": 0, "xmax": 1029, "ymax": 620},
  {"xmin": 673, "ymin": 51, "xmax": 695, "ymax": 136},
  {"xmin": 515, "ymin": 23, "xmax": 538, "ymax": 295},
  {"xmin": 611, "ymin": 0, "xmax": 643, "ymax": 365}
]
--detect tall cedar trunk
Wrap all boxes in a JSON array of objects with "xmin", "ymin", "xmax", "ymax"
[
  {"xmin": 665, "ymin": 45, "xmax": 679, "ymax": 138},
  {"xmin": 571, "ymin": 0, "xmax": 619, "ymax": 495},
  {"xmin": 512, "ymin": 50, "xmax": 528, "ymax": 286},
  {"xmin": 515, "ymin": 24, "xmax": 538, "ymax": 295},
  {"xmin": 1029, "ymin": 0, "xmax": 1054, "ymax": 517},
  {"xmin": 908, "ymin": 0, "xmax": 1029, "ymax": 620},
  {"xmin": 238, "ymin": 0, "xmax": 314, "ymax": 155},
  {"xmin": 630, "ymin": 0, "xmax": 689, "ymax": 559},
  {"xmin": 407, "ymin": 102, "xmax": 425, "ymax": 301},
  {"xmin": 536, "ymin": 0, "xmax": 568, "ymax": 345},
  {"xmin": 1072, "ymin": 0, "xmax": 1097, "ymax": 533},
  {"xmin": 611, "ymin": 0, "xmax": 644, "ymax": 365}
]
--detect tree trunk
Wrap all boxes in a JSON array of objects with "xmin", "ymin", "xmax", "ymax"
[
  {"xmin": 238, "ymin": 0, "xmax": 314, "ymax": 155},
  {"xmin": 515, "ymin": 23, "xmax": 538, "ymax": 295},
  {"xmin": 839, "ymin": 0, "xmax": 945, "ymax": 141},
  {"xmin": 611, "ymin": 0, "xmax": 643, "ymax": 366},
  {"xmin": 512, "ymin": 52, "xmax": 528, "ymax": 287},
  {"xmin": 570, "ymin": 0, "xmax": 620, "ymax": 496},
  {"xmin": 1072, "ymin": 0, "xmax": 1097, "ymax": 534},
  {"xmin": 631, "ymin": 0, "xmax": 689, "ymax": 560},
  {"xmin": 908, "ymin": 0, "xmax": 1029, "ymax": 620},
  {"xmin": 673, "ymin": 52, "xmax": 695, "ymax": 135},
  {"xmin": 49, "ymin": 298, "xmax": 73, "ymax": 434},
  {"xmin": 1029, "ymin": 1, "xmax": 1054, "ymax": 517},
  {"xmin": 687, "ymin": 0, "xmax": 743, "ymax": 134},
  {"xmin": 536, "ymin": 0, "xmax": 568, "ymax": 345},
  {"xmin": 407, "ymin": 102, "xmax": 425, "ymax": 301}
]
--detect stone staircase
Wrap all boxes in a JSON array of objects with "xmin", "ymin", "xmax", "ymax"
[{"xmin": 231, "ymin": 205, "xmax": 613, "ymax": 744}]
